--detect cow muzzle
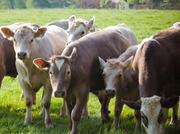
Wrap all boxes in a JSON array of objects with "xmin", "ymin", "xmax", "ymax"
[
  {"xmin": 17, "ymin": 52, "xmax": 27, "ymax": 60},
  {"xmin": 105, "ymin": 89, "xmax": 116, "ymax": 98},
  {"xmin": 54, "ymin": 90, "xmax": 67, "ymax": 98}
]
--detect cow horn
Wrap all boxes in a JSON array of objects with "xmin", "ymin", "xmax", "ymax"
[{"xmin": 121, "ymin": 99, "xmax": 141, "ymax": 110}]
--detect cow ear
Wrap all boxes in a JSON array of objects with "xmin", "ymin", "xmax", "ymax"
[
  {"xmin": 160, "ymin": 96, "xmax": 179, "ymax": 108},
  {"xmin": 1, "ymin": 27, "xmax": 14, "ymax": 40},
  {"xmin": 87, "ymin": 16, "xmax": 95, "ymax": 30},
  {"xmin": 98, "ymin": 57, "xmax": 106, "ymax": 69},
  {"xmin": 69, "ymin": 47, "xmax": 77, "ymax": 63},
  {"xmin": 33, "ymin": 58, "xmax": 50, "ymax": 71},
  {"xmin": 68, "ymin": 15, "xmax": 76, "ymax": 25},
  {"xmin": 121, "ymin": 99, "xmax": 141, "ymax": 110},
  {"xmin": 34, "ymin": 27, "xmax": 47, "ymax": 38},
  {"xmin": 122, "ymin": 56, "xmax": 133, "ymax": 69}
]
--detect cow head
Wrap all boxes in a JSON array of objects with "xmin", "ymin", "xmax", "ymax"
[
  {"xmin": 1, "ymin": 24, "xmax": 46, "ymax": 60},
  {"xmin": 99, "ymin": 56, "xmax": 133, "ymax": 98},
  {"xmin": 122, "ymin": 95, "xmax": 179, "ymax": 134},
  {"xmin": 67, "ymin": 16, "xmax": 95, "ymax": 43},
  {"xmin": 33, "ymin": 47, "xmax": 77, "ymax": 98}
]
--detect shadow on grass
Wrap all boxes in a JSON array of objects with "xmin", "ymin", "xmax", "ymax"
[{"xmin": 0, "ymin": 105, "xmax": 180, "ymax": 134}]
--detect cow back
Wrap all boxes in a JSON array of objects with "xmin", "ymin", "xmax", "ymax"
[{"xmin": 62, "ymin": 28, "xmax": 130, "ymax": 91}]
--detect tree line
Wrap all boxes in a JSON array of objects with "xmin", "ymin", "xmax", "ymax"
[{"xmin": 0, "ymin": 0, "xmax": 179, "ymax": 9}]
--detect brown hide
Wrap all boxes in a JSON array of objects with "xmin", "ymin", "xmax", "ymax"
[
  {"xmin": 0, "ymin": 33, "xmax": 17, "ymax": 86},
  {"xmin": 62, "ymin": 28, "xmax": 130, "ymax": 91},
  {"xmin": 133, "ymin": 28, "xmax": 180, "ymax": 97},
  {"xmin": 58, "ymin": 28, "xmax": 130, "ymax": 133}
]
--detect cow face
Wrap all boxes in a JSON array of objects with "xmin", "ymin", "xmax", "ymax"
[
  {"xmin": 1, "ymin": 25, "xmax": 46, "ymax": 60},
  {"xmin": 140, "ymin": 96, "xmax": 167, "ymax": 134},
  {"xmin": 33, "ymin": 48, "xmax": 77, "ymax": 98},
  {"xmin": 67, "ymin": 17, "xmax": 95, "ymax": 43},
  {"xmin": 122, "ymin": 95, "xmax": 179, "ymax": 134},
  {"xmin": 99, "ymin": 56, "xmax": 132, "ymax": 97}
]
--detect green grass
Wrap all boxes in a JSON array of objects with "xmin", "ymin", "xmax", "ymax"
[{"xmin": 0, "ymin": 9, "xmax": 180, "ymax": 134}]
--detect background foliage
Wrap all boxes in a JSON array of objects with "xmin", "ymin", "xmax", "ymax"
[{"xmin": 0, "ymin": 0, "xmax": 179, "ymax": 9}]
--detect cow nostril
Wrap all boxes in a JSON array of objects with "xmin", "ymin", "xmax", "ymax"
[
  {"xmin": 17, "ymin": 52, "xmax": 27, "ymax": 59},
  {"xmin": 106, "ymin": 89, "xmax": 115, "ymax": 98},
  {"xmin": 54, "ymin": 91, "xmax": 66, "ymax": 98}
]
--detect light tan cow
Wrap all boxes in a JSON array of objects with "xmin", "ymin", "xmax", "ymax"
[
  {"xmin": 67, "ymin": 16, "xmax": 96, "ymax": 43},
  {"xmin": 46, "ymin": 15, "xmax": 76, "ymax": 30},
  {"xmin": 1, "ymin": 24, "xmax": 68, "ymax": 128},
  {"xmin": 104, "ymin": 23, "xmax": 138, "ymax": 46}
]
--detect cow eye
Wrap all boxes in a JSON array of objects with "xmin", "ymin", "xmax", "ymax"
[
  {"xmin": 81, "ymin": 31, "xmax": 85, "ymax": 35},
  {"xmin": 67, "ymin": 71, "xmax": 70, "ymax": 75},
  {"xmin": 30, "ymin": 39, "xmax": 34, "ymax": 43},
  {"xmin": 49, "ymin": 71, "xmax": 53, "ymax": 75},
  {"xmin": 141, "ymin": 112, "xmax": 148, "ymax": 128}
]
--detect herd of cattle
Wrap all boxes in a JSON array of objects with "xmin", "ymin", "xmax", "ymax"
[{"xmin": 0, "ymin": 15, "xmax": 180, "ymax": 134}]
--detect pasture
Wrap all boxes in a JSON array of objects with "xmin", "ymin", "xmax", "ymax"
[{"xmin": 0, "ymin": 9, "xmax": 180, "ymax": 134}]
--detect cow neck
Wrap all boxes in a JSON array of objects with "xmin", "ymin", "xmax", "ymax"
[{"xmin": 120, "ymin": 64, "xmax": 138, "ymax": 90}]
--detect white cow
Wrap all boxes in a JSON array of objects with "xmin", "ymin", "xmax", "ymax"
[{"xmin": 1, "ymin": 24, "xmax": 68, "ymax": 128}]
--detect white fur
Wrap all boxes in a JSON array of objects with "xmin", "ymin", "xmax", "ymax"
[
  {"xmin": 104, "ymin": 64, "xmax": 122, "ymax": 91},
  {"xmin": 141, "ymin": 95, "xmax": 167, "ymax": 134},
  {"xmin": 55, "ymin": 59, "xmax": 64, "ymax": 71}
]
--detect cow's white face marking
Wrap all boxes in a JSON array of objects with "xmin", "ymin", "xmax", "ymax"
[
  {"xmin": 55, "ymin": 59, "xmax": 64, "ymax": 71},
  {"xmin": 103, "ymin": 60, "xmax": 124, "ymax": 91},
  {"xmin": 141, "ymin": 95, "xmax": 166, "ymax": 134}
]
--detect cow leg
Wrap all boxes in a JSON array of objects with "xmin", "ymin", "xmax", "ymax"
[
  {"xmin": 23, "ymin": 88, "xmax": 33, "ymax": 125},
  {"xmin": 66, "ymin": 95, "xmax": 76, "ymax": 130},
  {"xmin": 97, "ymin": 91, "xmax": 110, "ymax": 123},
  {"xmin": 40, "ymin": 90, "xmax": 45, "ymax": 117},
  {"xmin": 134, "ymin": 110, "xmax": 141, "ymax": 131},
  {"xmin": 70, "ymin": 90, "xmax": 88, "ymax": 134},
  {"xmin": 170, "ymin": 100, "xmax": 179, "ymax": 126},
  {"xmin": 42, "ymin": 86, "xmax": 52, "ymax": 128},
  {"xmin": 0, "ymin": 73, "xmax": 4, "ymax": 88},
  {"xmin": 81, "ymin": 95, "xmax": 89, "ymax": 118},
  {"xmin": 112, "ymin": 94, "xmax": 123, "ymax": 129},
  {"xmin": 60, "ymin": 99, "xmax": 68, "ymax": 117},
  {"xmin": 61, "ymin": 97, "xmax": 88, "ymax": 118},
  {"xmin": 0, "ymin": 63, "xmax": 5, "ymax": 87}
]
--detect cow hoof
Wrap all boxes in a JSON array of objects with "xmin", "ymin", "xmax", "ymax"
[
  {"xmin": 24, "ymin": 120, "xmax": 32, "ymax": 125},
  {"xmin": 111, "ymin": 121, "xmax": 119, "ymax": 129},
  {"xmin": 69, "ymin": 130, "xmax": 77, "ymax": 134},
  {"xmin": 45, "ymin": 123, "xmax": 53, "ymax": 129}
]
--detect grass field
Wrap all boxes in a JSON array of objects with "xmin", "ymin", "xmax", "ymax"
[{"xmin": 0, "ymin": 9, "xmax": 180, "ymax": 134}]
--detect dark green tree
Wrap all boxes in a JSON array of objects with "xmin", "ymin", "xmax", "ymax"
[{"xmin": 14, "ymin": 0, "xmax": 26, "ymax": 8}]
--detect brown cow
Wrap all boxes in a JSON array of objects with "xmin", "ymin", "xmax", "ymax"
[
  {"xmin": 33, "ymin": 28, "xmax": 130, "ymax": 134},
  {"xmin": 99, "ymin": 45, "xmax": 140, "ymax": 130},
  {"xmin": 121, "ymin": 28, "xmax": 180, "ymax": 134},
  {"xmin": 1, "ymin": 24, "xmax": 68, "ymax": 128},
  {"xmin": 0, "ymin": 33, "xmax": 17, "ymax": 86}
]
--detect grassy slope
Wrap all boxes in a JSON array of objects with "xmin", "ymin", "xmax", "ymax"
[{"xmin": 0, "ymin": 9, "xmax": 180, "ymax": 134}]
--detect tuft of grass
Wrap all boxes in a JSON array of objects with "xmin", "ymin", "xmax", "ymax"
[{"xmin": 0, "ymin": 9, "xmax": 180, "ymax": 134}]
